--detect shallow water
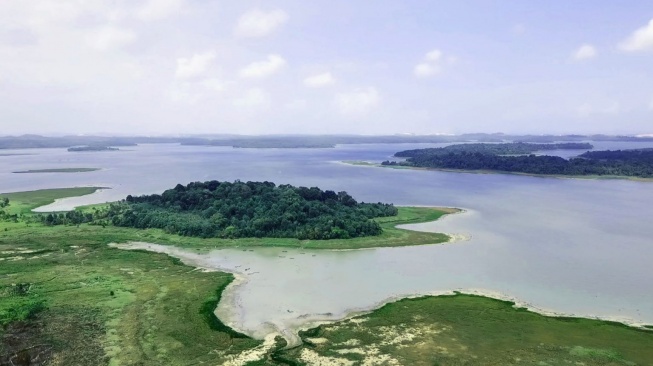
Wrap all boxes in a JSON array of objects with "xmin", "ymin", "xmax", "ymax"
[{"xmin": 2, "ymin": 142, "xmax": 653, "ymax": 341}]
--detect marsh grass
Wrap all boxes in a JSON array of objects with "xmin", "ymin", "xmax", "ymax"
[
  {"xmin": 0, "ymin": 187, "xmax": 103, "ymax": 215},
  {"xmin": 0, "ymin": 188, "xmax": 263, "ymax": 365},
  {"xmin": 13, "ymin": 188, "xmax": 651, "ymax": 365},
  {"xmin": 280, "ymin": 294, "xmax": 653, "ymax": 365}
]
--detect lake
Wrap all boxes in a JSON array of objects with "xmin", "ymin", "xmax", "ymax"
[{"xmin": 2, "ymin": 142, "xmax": 653, "ymax": 342}]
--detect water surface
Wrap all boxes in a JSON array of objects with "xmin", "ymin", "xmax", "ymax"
[{"xmin": 2, "ymin": 143, "xmax": 652, "ymax": 341}]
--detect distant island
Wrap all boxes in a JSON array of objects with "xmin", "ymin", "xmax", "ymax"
[
  {"xmin": 67, "ymin": 146, "xmax": 118, "ymax": 152},
  {"xmin": 394, "ymin": 142, "xmax": 593, "ymax": 157},
  {"xmin": 41, "ymin": 181, "xmax": 398, "ymax": 240},
  {"xmin": 380, "ymin": 143, "xmax": 653, "ymax": 179},
  {"xmin": 13, "ymin": 168, "xmax": 100, "ymax": 174},
  {"xmin": 1, "ymin": 133, "xmax": 653, "ymax": 150}
]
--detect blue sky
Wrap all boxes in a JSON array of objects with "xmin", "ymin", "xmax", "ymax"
[{"xmin": 0, "ymin": 1, "xmax": 652, "ymax": 135}]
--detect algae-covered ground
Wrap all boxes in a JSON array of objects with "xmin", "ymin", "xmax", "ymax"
[
  {"xmin": 278, "ymin": 294, "xmax": 653, "ymax": 366},
  {"xmin": 1, "ymin": 188, "xmax": 652, "ymax": 365}
]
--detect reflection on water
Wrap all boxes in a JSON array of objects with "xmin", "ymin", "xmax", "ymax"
[{"xmin": 3, "ymin": 143, "xmax": 653, "ymax": 340}]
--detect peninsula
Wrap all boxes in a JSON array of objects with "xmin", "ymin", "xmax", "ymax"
[
  {"xmin": 1, "ymin": 187, "xmax": 651, "ymax": 365},
  {"xmin": 381, "ymin": 143, "xmax": 653, "ymax": 179},
  {"xmin": 67, "ymin": 146, "xmax": 118, "ymax": 152}
]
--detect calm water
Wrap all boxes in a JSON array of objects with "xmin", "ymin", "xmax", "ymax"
[{"xmin": 2, "ymin": 143, "xmax": 653, "ymax": 341}]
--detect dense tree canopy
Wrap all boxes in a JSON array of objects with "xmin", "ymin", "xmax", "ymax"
[
  {"xmin": 394, "ymin": 142, "xmax": 593, "ymax": 159},
  {"xmin": 41, "ymin": 181, "xmax": 398, "ymax": 240},
  {"xmin": 385, "ymin": 145, "xmax": 653, "ymax": 178}
]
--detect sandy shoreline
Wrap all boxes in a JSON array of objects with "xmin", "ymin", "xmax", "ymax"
[
  {"xmin": 109, "ymin": 235, "xmax": 651, "ymax": 351},
  {"xmin": 341, "ymin": 160, "xmax": 653, "ymax": 182}
]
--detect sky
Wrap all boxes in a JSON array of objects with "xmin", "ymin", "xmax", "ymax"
[{"xmin": 0, "ymin": 1, "xmax": 652, "ymax": 136}]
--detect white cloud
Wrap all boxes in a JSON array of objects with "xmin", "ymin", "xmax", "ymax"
[
  {"xmin": 414, "ymin": 49, "xmax": 449, "ymax": 78},
  {"xmin": 303, "ymin": 72, "xmax": 335, "ymax": 88},
  {"xmin": 620, "ymin": 18, "xmax": 653, "ymax": 52},
  {"xmin": 199, "ymin": 78, "xmax": 227, "ymax": 92},
  {"xmin": 175, "ymin": 52, "xmax": 216, "ymax": 80},
  {"xmin": 235, "ymin": 9, "xmax": 288, "ymax": 38},
  {"xmin": 233, "ymin": 88, "xmax": 271, "ymax": 109},
  {"xmin": 573, "ymin": 44, "xmax": 597, "ymax": 60},
  {"xmin": 86, "ymin": 26, "xmax": 136, "ymax": 51},
  {"xmin": 414, "ymin": 63, "xmax": 440, "ymax": 78},
  {"xmin": 136, "ymin": 0, "xmax": 185, "ymax": 21},
  {"xmin": 425, "ymin": 50, "xmax": 443, "ymax": 62},
  {"xmin": 240, "ymin": 54, "xmax": 286, "ymax": 79},
  {"xmin": 335, "ymin": 87, "xmax": 380, "ymax": 117}
]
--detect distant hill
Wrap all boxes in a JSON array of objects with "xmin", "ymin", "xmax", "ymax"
[{"xmin": 1, "ymin": 134, "xmax": 652, "ymax": 150}]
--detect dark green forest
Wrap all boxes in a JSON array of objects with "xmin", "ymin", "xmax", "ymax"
[
  {"xmin": 384, "ymin": 144, "xmax": 653, "ymax": 178},
  {"xmin": 394, "ymin": 142, "xmax": 593, "ymax": 158},
  {"xmin": 40, "ymin": 181, "xmax": 398, "ymax": 240}
]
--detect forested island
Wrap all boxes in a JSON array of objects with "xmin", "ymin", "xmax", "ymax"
[
  {"xmin": 13, "ymin": 168, "xmax": 100, "ymax": 174},
  {"xmin": 383, "ymin": 143, "xmax": 653, "ymax": 178},
  {"xmin": 67, "ymin": 146, "xmax": 119, "ymax": 152},
  {"xmin": 40, "ymin": 181, "xmax": 398, "ymax": 239},
  {"xmin": 394, "ymin": 142, "xmax": 593, "ymax": 158}
]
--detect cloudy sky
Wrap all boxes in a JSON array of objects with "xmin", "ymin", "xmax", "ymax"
[{"xmin": 1, "ymin": 1, "xmax": 652, "ymax": 136}]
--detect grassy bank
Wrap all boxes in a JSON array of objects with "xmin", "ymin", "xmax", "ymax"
[
  {"xmin": 278, "ymin": 293, "xmax": 653, "ymax": 365},
  {"xmin": 2, "ymin": 188, "xmax": 653, "ymax": 365},
  {"xmin": 0, "ymin": 188, "xmax": 454, "ymax": 364},
  {"xmin": 0, "ymin": 188, "xmax": 263, "ymax": 365},
  {"xmin": 344, "ymin": 160, "xmax": 653, "ymax": 182},
  {"xmin": 0, "ymin": 232, "xmax": 262, "ymax": 365},
  {"xmin": 0, "ymin": 187, "xmax": 104, "ymax": 215}
]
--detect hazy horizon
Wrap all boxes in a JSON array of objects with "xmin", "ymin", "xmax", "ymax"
[{"xmin": 1, "ymin": 1, "xmax": 652, "ymax": 136}]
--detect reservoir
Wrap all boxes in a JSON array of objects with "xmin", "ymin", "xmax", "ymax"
[{"xmin": 2, "ymin": 142, "xmax": 653, "ymax": 341}]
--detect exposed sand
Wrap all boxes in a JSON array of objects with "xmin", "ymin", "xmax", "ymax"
[
  {"xmin": 220, "ymin": 333, "xmax": 279, "ymax": 366},
  {"xmin": 108, "ymin": 210, "xmax": 650, "ymax": 350}
]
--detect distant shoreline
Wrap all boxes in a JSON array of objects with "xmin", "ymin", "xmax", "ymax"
[
  {"xmin": 13, "ymin": 168, "xmax": 101, "ymax": 174},
  {"xmin": 343, "ymin": 160, "xmax": 653, "ymax": 182}
]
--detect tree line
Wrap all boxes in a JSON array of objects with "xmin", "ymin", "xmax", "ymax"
[
  {"xmin": 39, "ymin": 181, "xmax": 398, "ymax": 240},
  {"xmin": 394, "ymin": 142, "xmax": 593, "ymax": 159},
  {"xmin": 384, "ymin": 145, "xmax": 653, "ymax": 178}
]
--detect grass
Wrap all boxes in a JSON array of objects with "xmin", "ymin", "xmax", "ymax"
[
  {"xmin": 13, "ymin": 168, "xmax": 100, "ymax": 174},
  {"xmin": 0, "ymin": 187, "xmax": 454, "ymax": 365},
  {"xmin": 0, "ymin": 235, "xmax": 261, "ymax": 365},
  {"xmin": 0, "ymin": 187, "xmax": 104, "ymax": 215},
  {"xmin": 278, "ymin": 293, "xmax": 653, "ymax": 366},
  {"xmin": 0, "ymin": 187, "xmax": 263, "ymax": 365},
  {"xmin": 5, "ymin": 188, "xmax": 651, "ymax": 365}
]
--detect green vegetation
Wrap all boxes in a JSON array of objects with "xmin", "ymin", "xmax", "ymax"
[
  {"xmin": 0, "ymin": 187, "xmax": 451, "ymax": 364},
  {"xmin": 0, "ymin": 187, "xmax": 102, "ymax": 216},
  {"xmin": 0, "ymin": 188, "xmax": 262, "ymax": 365},
  {"xmin": 13, "ymin": 168, "xmax": 100, "ymax": 174},
  {"xmin": 394, "ymin": 142, "xmax": 593, "ymax": 158},
  {"xmin": 278, "ymin": 293, "xmax": 653, "ymax": 366},
  {"xmin": 2, "ymin": 188, "xmax": 652, "ymax": 365},
  {"xmin": 41, "ymin": 181, "xmax": 400, "ymax": 240},
  {"xmin": 384, "ymin": 143, "xmax": 653, "ymax": 178},
  {"xmin": 68, "ymin": 146, "xmax": 119, "ymax": 152}
]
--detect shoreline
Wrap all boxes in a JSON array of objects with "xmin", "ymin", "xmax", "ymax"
[
  {"xmin": 109, "ymin": 239, "xmax": 652, "ymax": 350},
  {"xmin": 342, "ymin": 160, "xmax": 653, "ymax": 182},
  {"xmin": 30, "ymin": 186, "xmax": 111, "ymax": 213}
]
